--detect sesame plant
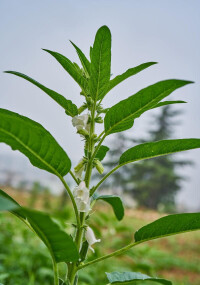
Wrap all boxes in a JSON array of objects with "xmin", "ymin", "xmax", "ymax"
[{"xmin": 1, "ymin": 25, "xmax": 200, "ymax": 285}]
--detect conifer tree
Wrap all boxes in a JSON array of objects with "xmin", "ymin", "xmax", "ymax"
[{"xmin": 101, "ymin": 106, "xmax": 192, "ymax": 210}]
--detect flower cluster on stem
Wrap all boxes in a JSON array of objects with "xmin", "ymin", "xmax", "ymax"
[{"xmin": 73, "ymin": 181, "xmax": 90, "ymax": 213}]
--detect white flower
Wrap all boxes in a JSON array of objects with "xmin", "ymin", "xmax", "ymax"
[
  {"xmin": 73, "ymin": 181, "xmax": 90, "ymax": 212},
  {"xmin": 75, "ymin": 198, "xmax": 90, "ymax": 212},
  {"xmin": 72, "ymin": 114, "xmax": 89, "ymax": 131},
  {"xmin": 85, "ymin": 226, "xmax": 101, "ymax": 252},
  {"xmin": 73, "ymin": 181, "xmax": 89, "ymax": 201}
]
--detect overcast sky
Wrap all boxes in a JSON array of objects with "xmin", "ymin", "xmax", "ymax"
[{"xmin": 0, "ymin": 0, "xmax": 200, "ymax": 210}]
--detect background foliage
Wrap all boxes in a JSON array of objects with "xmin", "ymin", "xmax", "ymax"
[{"xmin": 0, "ymin": 193, "xmax": 199, "ymax": 285}]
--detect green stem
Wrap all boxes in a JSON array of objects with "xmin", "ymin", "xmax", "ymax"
[
  {"xmin": 70, "ymin": 170, "xmax": 79, "ymax": 184},
  {"xmin": 68, "ymin": 213, "xmax": 85, "ymax": 284},
  {"xmin": 96, "ymin": 130, "xmax": 105, "ymax": 141},
  {"xmin": 85, "ymin": 103, "xmax": 96, "ymax": 187},
  {"xmin": 89, "ymin": 133, "xmax": 106, "ymax": 165},
  {"xmin": 68, "ymin": 102, "xmax": 97, "ymax": 284},
  {"xmin": 59, "ymin": 175, "xmax": 80, "ymax": 227},
  {"xmin": 75, "ymin": 213, "xmax": 86, "ymax": 251},
  {"xmin": 78, "ymin": 241, "xmax": 142, "ymax": 270},
  {"xmin": 53, "ymin": 259, "xmax": 59, "ymax": 285},
  {"xmin": 90, "ymin": 165, "xmax": 121, "ymax": 196}
]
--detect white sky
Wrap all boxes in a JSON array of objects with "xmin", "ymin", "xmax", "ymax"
[{"xmin": 0, "ymin": 0, "xmax": 200, "ymax": 209}]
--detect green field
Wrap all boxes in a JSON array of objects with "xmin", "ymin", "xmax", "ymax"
[{"xmin": 0, "ymin": 190, "xmax": 199, "ymax": 285}]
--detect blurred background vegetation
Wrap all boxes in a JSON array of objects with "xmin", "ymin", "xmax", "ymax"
[
  {"xmin": 0, "ymin": 106, "xmax": 200, "ymax": 285},
  {"xmin": 0, "ymin": 193, "xmax": 200, "ymax": 285}
]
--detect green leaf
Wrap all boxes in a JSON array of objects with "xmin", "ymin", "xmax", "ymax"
[
  {"xmin": 94, "ymin": 194, "xmax": 124, "ymax": 221},
  {"xmin": 119, "ymin": 139, "xmax": 200, "ymax": 166},
  {"xmin": 4, "ymin": 71, "xmax": 78, "ymax": 117},
  {"xmin": 152, "ymin": 100, "xmax": 186, "ymax": 109},
  {"xmin": 104, "ymin": 79, "xmax": 193, "ymax": 135},
  {"xmin": 106, "ymin": 272, "xmax": 172, "ymax": 285},
  {"xmin": 70, "ymin": 41, "xmax": 91, "ymax": 76},
  {"xmin": 0, "ymin": 190, "xmax": 78, "ymax": 263},
  {"xmin": 0, "ymin": 189, "xmax": 25, "ymax": 219},
  {"xmin": 90, "ymin": 25, "xmax": 111, "ymax": 101},
  {"xmin": 108, "ymin": 62, "xmax": 157, "ymax": 94},
  {"xmin": 43, "ymin": 49, "xmax": 88, "ymax": 94},
  {"xmin": 0, "ymin": 189, "xmax": 19, "ymax": 211},
  {"xmin": 90, "ymin": 46, "xmax": 93, "ymax": 60},
  {"xmin": 95, "ymin": 145, "xmax": 109, "ymax": 161},
  {"xmin": 0, "ymin": 109, "xmax": 71, "ymax": 177},
  {"xmin": 24, "ymin": 208, "xmax": 79, "ymax": 263},
  {"xmin": 135, "ymin": 213, "xmax": 200, "ymax": 243}
]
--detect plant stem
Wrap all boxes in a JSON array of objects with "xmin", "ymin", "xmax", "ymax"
[
  {"xmin": 69, "ymin": 101, "xmax": 97, "ymax": 284},
  {"xmin": 59, "ymin": 175, "xmax": 80, "ymax": 227},
  {"xmin": 70, "ymin": 170, "xmax": 79, "ymax": 184},
  {"xmin": 53, "ymin": 259, "xmax": 59, "ymax": 285},
  {"xmin": 78, "ymin": 241, "xmax": 142, "ymax": 270},
  {"xmin": 75, "ymin": 213, "xmax": 85, "ymax": 248},
  {"xmin": 84, "ymin": 104, "xmax": 96, "ymax": 187},
  {"xmin": 68, "ymin": 213, "xmax": 86, "ymax": 283},
  {"xmin": 90, "ymin": 165, "xmax": 121, "ymax": 196},
  {"xmin": 96, "ymin": 130, "xmax": 105, "ymax": 141},
  {"xmin": 89, "ymin": 133, "xmax": 106, "ymax": 164}
]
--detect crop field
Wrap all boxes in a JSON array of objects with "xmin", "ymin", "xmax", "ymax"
[{"xmin": 0, "ymin": 188, "xmax": 199, "ymax": 285}]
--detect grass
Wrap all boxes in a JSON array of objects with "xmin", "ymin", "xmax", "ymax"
[{"xmin": 0, "ymin": 188, "xmax": 199, "ymax": 285}]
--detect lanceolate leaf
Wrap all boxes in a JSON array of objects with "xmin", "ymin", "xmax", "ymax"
[
  {"xmin": 90, "ymin": 25, "xmax": 111, "ymax": 101},
  {"xmin": 108, "ymin": 62, "xmax": 157, "ymax": 94},
  {"xmin": 0, "ymin": 189, "xmax": 19, "ymax": 211},
  {"xmin": 94, "ymin": 194, "xmax": 124, "ymax": 221},
  {"xmin": 73, "ymin": 62, "xmax": 82, "ymax": 73},
  {"xmin": 43, "ymin": 49, "xmax": 88, "ymax": 95},
  {"xmin": 152, "ymin": 100, "xmax": 186, "ymax": 109},
  {"xmin": 90, "ymin": 46, "xmax": 93, "ymax": 60},
  {"xmin": 135, "ymin": 213, "xmax": 200, "ymax": 243},
  {"xmin": 0, "ymin": 190, "xmax": 25, "ymax": 219},
  {"xmin": 4, "ymin": 71, "xmax": 78, "ymax": 117},
  {"xmin": 0, "ymin": 109, "xmax": 71, "ymax": 177},
  {"xmin": 119, "ymin": 139, "xmax": 200, "ymax": 166},
  {"xmin": 70, "ymin": 41, "xmax": 91, "ymax": 76},
  {"xmin": 24, "ymin": 208, "xmax": 79, "ymax": 263},
  {"xmin": 104, "ymin": 79, "xmax": 192, "ymax": 135},
  {"xmin": 0, "ymin": 190, "xmax": 79, "ymax": 262},
  {"xmin": 95, "ymin": 145, "xmax": 109, "ymax": 161},
  {"xmin": 106, "ymin": 272, "xmax": 172, "ymax": 285}
]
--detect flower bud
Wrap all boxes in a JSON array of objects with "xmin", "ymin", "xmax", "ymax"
[
  {"xmin": 85, "ymin": 226, "xmax": 101, "ymax": 252},
  {"xmin": 74, "ymin": 160, "xmax": 84, "ymax": 173},
  {"xmin": 77, "ymin": 128, "xmax": 89, "ymax": 137},
  {"xmin": 91, "ymin": 133, "xmax": 97, "ymax": 140},
  {"xmin": 96, "ymin": 105, "xmax": 104, "ymax": 114},
  {"xmin": 94, "ymin": 159, "xmax": 104, "ymax": 174},
  {"xmin": 95, "ymin": 116, "xmax": 103, "ymax": 124},
  {"xmin": 74, "ymin": 159, "xmax": 85, "ymax": 180},
  {"xmin": 86, "ymin": 97, "xmax": 94, "ymax": 107},
  {"xmin": 78, "ymin": 104, "xmax": 87, "ymax": 114}
]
